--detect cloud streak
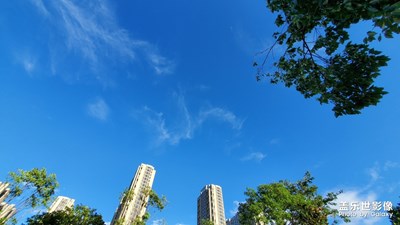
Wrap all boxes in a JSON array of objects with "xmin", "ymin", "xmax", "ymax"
[
  {"xmin": 229, "ymin": 200, "xmax": 243, "ymax": 217},
  {"xmin": 15, "ymin": 52, "xmax": 36, "ymax": 74},
  {"xmin": 139, "ymin": 106, "xmax": 181, "ymax": 145},
  {"xmin": 136, "ymin": 94, "xmax": 244, "ymax": 146},
  {"xmin": 22, "ymin": 59, "xmax": 35, "ymax": 74},
  {"xmin": 151, "ymin": 219, "xmax": 166, "ymax": 225},
  {"xmin": 368, "ymin": 165, "xmax": 381, "ymax": 183},
  {"xmin": 87, "ymin": 98, "xmax": 110, "ymax": 121},
  {"xmin": 146, "ymin": 50, "xmax": 175, "ymax": 75},
  {"xmin": 383, "ymin": 161, "xmax": 400, "ymax": 171},
  {"xmin": 55, "ymin": 0, "xmax": 135, "ymax": 63},
  {"xmin": 198, "ymin": 107, "xmax": 244, "ymax": 130},
  {"xmin": 241, "ymin": 152, "xmax": 266, "ymax": 162},
  {"xmin": 29, "ymin": 0, "xmax": 174, "ymax": 83},
  {"xmin": 30, "ymin": 0, "xmax": 49, "ymax": 16}
]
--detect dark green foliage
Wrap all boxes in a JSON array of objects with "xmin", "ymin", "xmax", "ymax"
[
  {"xmin": 200, "ymin": 219, "xmax": 214, "ymax": 225},
  {"xmin": 25, "ymin": 205, "xmax": 104, "ymax": 225},
  {"xmin": 256, "ymin": 0, "xmax": 400, "ymax": 116},
  {"xmin": 238, "ymin": 172, "xmax": 349, "ymax": 225},
  {"xmin": 390, "ymin": 200, "xmax": 400, "ymax": 225},
  {"xmin": 147, "ymin": 189, "xmax": 166, "ymax": 211}
]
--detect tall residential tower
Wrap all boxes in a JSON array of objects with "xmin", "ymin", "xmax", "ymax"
[
  {"xmin": 111, "ymin": 163, "xmax": 156, "ymax": 225},
  {"xmin": 48, "ymin": 196, "xmax": 75, "ymax": 213},
  {"xmin": 226, "ymin": 213, "xmax": 240, "ymax": 225},
  {"xmin": 0, "ymin": 182, "xmax": 16, "ymax": 221},
  {"xmin": 197, "ymin": 184, "xmax": 226, "ymax": 225}
]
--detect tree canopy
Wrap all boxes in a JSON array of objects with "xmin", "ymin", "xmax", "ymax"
[
  {"xmin": 255, "ymin": 0, "xmax": 400, "ymax": 117},
  {"xmin": 390, "ymin": 199, "xmax": 400, "ymax": 225},
  {"xmin": 25, "ymin": 205, "xmax": 104, "ymax": 225},
  {"xmin": 238, "ymin": 172, "xmax": 349, "ymax": 225}
]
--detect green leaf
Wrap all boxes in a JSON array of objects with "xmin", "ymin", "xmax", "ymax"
[
  {"xmin": 275, "ymin": 15, "xmax": 284, "ymax": 27},
  {"xmin": 384, "ymin": 30, "xmax": 394, "ymax": 38},
  {"xmin": 367, "ymin": 31, "xmax": 377, "ymax": 37}
]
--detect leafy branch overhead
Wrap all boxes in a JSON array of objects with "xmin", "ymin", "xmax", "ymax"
[
  {"xmin": 8, "ymin": 168, "xmax": 59, "ymax": 208},
  {"xmin": 256, "ymin": 0, "xmax": 400, "ymax": 117}
]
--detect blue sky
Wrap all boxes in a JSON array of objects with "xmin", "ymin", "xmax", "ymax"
[{"xmin": 1, "ymin": 0, "xmax": 399, "ymax": 225}]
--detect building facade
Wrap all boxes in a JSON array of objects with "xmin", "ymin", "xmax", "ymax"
[
  {"xmin": 0, "ymin": 182, "xmax": 17, "ymax": 221},
  {"xmin": 48, "ymin": 196, "xmax": 75, "ymax": 213},
  {"xmin": 226, "ymin": 213, "xmax": 240, "ymax": 225},
  {"xmin": 197, "ymin": 184, "xmax": 226, "ymax": 225},
  {"xmin": 111, "ymin": 163, "xmax": 156, "ymax": 225},
  {"xmin": 227, "ymin": 213, "xmax": 266, "ymax": 225}
]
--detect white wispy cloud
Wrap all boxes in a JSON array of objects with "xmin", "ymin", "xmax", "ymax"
[
  {"xmin": 365, "ymin": 161, "xmax": 400, "ymax": 194},
  {"xmin": 367, "ymin": 165, "xmax": 381, "ymax": 183},
  {"xmin": 16, "ymin": 53, "xmax": 36, "ymax": 74},
  {"xmin": 30, "ymin": 0, "xmax": 49, "ymax": 16},
  {"xmin": 87, "ymin": 98, "xmax": 109, "ymax": 121},
  {"xmin": 229, "ymin": 200, "xmax": 243, "ymax": 217},
  {"xmin": 198, "ymin": 107, "xmax": 244, "ymax": 130},
  {"xmin": 133, "ymin": 40, "xmax": 175, "ymax": 75},
  {"xmin": 388, "ymin": 182, "xmax": 400, "ymax": 193},
  {"xmin": 175, "ymin": 93, "xmax": 194, "ymax": 141},
  {"xmin": 55, "ymin": 0, "xmax": 135, "ymax": 63},
  {"xmin": 383, "ymin": 161, "xmax": 400, "ymax": 171},
  {"xmin": 269, "ymin": 138, "xmax": 280, "ymax": 145},
  {"xmin": 139, "ymin": 106, "xmax": 177, "ymax": 145},
  {"xmin": 366, "ymin": 161, "xmax": 400, "ymax": 184},
  {"xmin": 147, "ymin": 51, "xmax": 175, "ymax": 75},
  {"xmin": 152, "ymin": 219, "xmax": 167, "ymax": 225},
  {"xmin": 136, "ymin": 93, "xmax": 243, "ymax": 146},
  {"xmin": 29, "ymin": 0, "xmax": 174, "ymax": 84},
  {"xmin": 23, "ymin": 59, "xmax": 35, "ymax": 74},
  {"xmin": 241, "ymin": 152, "xmax": 266, "ymax": 162}
]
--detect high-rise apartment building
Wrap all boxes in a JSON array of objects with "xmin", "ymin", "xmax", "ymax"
[
  {"xmin": 0, "ymin": 182, "xmax": 16, "ymax": 221},
  {"xmin": 226, "ymin": 213, "xmax": 240, "ymax": 225},
  {"xmin": 227, "ymin": 212, "xmax": 265, "ymax": 225},
  {"xmin": 197, "ymin": 184, "xmax": 226, "ymax": 225},
  {"xmin": 48, "ymin": 196, "xmax": 75, "ymax": 213},
  {"xmin": 111, "ymin": 163, "xmax": 156, "ymax": 225}
]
